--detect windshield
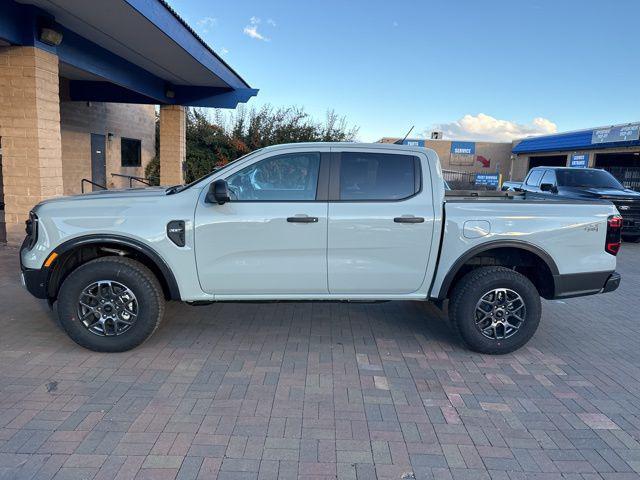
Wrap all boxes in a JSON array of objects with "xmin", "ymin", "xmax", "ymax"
[
  {"xmin": 166, "ymin": 149, "xmax": 264, "ymax": 194},
  {"xmin": 555, "ymin": 169, "xmax": 624, "ymax": 189}
]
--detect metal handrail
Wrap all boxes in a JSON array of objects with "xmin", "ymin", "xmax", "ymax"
[
  {"xmin": 110, "ymin": 173, "xmax": 153, "ymax": 188},
  {"xmin": 81, "ymin": 178, "xmax": 107, "ymax": 193}
]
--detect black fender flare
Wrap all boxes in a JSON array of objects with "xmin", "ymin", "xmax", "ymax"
[
  {"xmin": 46, "ymin": 234, "xmax": 181, "ymax": 300},
  {"xmin": 435, "ymin": 240, "xmax": 560, "ymax": 300}
]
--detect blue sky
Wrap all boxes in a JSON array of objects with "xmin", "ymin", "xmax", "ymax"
[{"xmin": 169, "ymin": 0, "xmax": 640, "ymax": 142}]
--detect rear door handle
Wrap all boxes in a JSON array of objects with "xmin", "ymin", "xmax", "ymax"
[
  {"xmin": 394, "ymin": 216, "xmax": 425, "ymax": 223},
  {"xmin": 287, "ymin": 215, "xmax": 319, "ymax": 223}
]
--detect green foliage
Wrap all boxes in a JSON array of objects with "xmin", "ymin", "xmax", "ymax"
[
  {"xmin": 144, "ymin": 111, "xmax": 161, "ymax": 185},
  {"xmin": 153, "ymin": 105, "xmax": 358, "ymax": 184}
]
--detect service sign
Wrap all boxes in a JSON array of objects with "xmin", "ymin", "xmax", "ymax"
[
  {"xmin": 591, "ymin": 124, "xmax": 640, "ymax": 144},
  {"xmin": 450, "ymin": 141, "xmax": 476, "ymax": 155},
  {"xmin": 475, "ymin": 173, "xmax": 501, "ymax": 187},
  {"xmin": 570, "ymin": 153, "xmax": 589, "ymax": 168},
  {"xmin": 402, "ymin": 139, "xmax": 425, "ymax": 147}
]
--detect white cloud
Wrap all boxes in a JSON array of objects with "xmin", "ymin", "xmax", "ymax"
[
  {"xmin": 267, "ymin": 18, "xmax": 277, "ymax": 27},
  {"xmin": 220, "ymin": 47, "xmax": 229, "ymax": 55},
  {"xmin": 196, "ymin": 16, "xmax": 217, "ymax": 34},
  {"xmin": 243, "ymin": 16, "xmax": 269, "ymax": 41},
  {"xmin": 427, "ymin": 113, "xmax": 557, "ymax": 142}
]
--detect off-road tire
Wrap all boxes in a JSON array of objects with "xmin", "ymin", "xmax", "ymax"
[
  {"xmin": 448, "ymin": 266, "xmax": 541, "ymax": 354},
  {"xmin": 57, "ymin": 257, "xmax": 165, "ymax": 352}
]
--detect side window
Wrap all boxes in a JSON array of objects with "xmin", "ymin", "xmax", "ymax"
[
  {"xmin": 226, "ymin": 152, "xmax": 320, "ymax": 201},
  {"xmin": 540, "ymin": 170, "xmax": 556, "ymax": 186},
  {"xmin": 525, "ymin": 169, "xmax": 544, "ymax": 187},
  {"xmin": 338, "ymin": 152, "xmax": 419, "ymax": 201}
]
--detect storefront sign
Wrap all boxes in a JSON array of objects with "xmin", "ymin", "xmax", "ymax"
[
  {"xmin": 450, "ymin": 141, "xmax": 476, "ymax": 155},
  {"xmin": 402, "ymin": 139, "xmax": 425, "ymax": 147},
  {"xmin": 450, "ymin": 141, "xmax": 476, "ymax": 166},
  {"xmin": 570, "ymin": 153, "xmax": 589, "ymax": 168},
  {"xmin": 591, "ymin": 124, "xmax": 640, "ymax": 144},
  {"xmin": 475, "ymin": 173, "xmax": 501, "ymax": 188}
]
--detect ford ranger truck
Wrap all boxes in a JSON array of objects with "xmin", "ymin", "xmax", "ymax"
[{"xmin": 20, "ymin": 143, "xmax": 622, "ymax": 354}]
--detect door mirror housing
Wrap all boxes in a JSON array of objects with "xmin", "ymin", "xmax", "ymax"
[
  {"xmin": 206, "ymin": 179, "xmax": 230, "ymax": 205},
  {"xmin": 540, "ymin": 183, "xmax": 557, "ymax": 193}
]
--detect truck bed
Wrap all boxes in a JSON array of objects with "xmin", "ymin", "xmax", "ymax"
[{"xmin": 444, "ymin": 189, "xmax": 611, "ymax": 205}]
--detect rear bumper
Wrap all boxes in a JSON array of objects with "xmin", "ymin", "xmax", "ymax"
[
  {"xmin": 603, "ymin": 272, "xmax": 621, "ymax": 293},
  {"xmin": 553, "ymin": 271, "xmax": 620, "ymax": 299}
]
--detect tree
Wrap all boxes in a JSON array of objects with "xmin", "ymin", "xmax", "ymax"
[{"xmin": 147, "ymin": 105, "xmax": 359, "ymax": 184}]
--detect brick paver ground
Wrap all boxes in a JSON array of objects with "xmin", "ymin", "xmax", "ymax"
[{"xmin": 1, "ymin": 243, "xmax": 639, "ymax": 479}]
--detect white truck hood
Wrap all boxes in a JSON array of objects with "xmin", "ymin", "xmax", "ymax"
[{"xmin": 35, "ymin": 187, "xmax": 169, "ymax": 208}]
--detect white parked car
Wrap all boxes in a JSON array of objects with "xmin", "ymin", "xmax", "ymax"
[{"xmin": 20, "ymin": 143, "xmax": 622, "ymax": 354}]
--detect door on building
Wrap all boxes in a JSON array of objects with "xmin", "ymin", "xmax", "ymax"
[
  {"xmin": 595, "ymin": 152, "xmax": 640, "ymax": 192},
  {"xmin": 90, "ymin": 134, "xmax": 106, "ymax": 191},
  {"xmin": 528, "ymin": 155, "xmax": 567, "ymax": 169}
]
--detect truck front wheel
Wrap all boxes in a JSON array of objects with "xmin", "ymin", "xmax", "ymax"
[
  {"xmin": 448, "ymin": 267, "xmax": 541, "ymax": 354},
  {"xmin": 57, "ymin": 257, "xmax": 165, "ymax": 352}
]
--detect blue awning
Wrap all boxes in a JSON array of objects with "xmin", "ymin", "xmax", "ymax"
[
  {"xmin": 513, "ymin": 125, "xmax": 640, "ymax": 154},
  {"xmin": 0, "ymin": 0, "xmax": 258, "ymax": 107}
]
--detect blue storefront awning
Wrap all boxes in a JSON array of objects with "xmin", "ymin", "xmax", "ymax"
[
  {"xmin": 513, "ymin": 123, "xmax": 640, "ymax": 154},
  {"xmin": 0, "ymin": 0, "xmax": 258, "ymax": 108}
]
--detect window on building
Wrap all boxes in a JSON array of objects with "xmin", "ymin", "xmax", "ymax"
[
  {"xmin": 339, "ymin": 152, "xmax": 419, "ymax": 201},
  {"xmin": 121, "ymin": 138, "xmax": 141, "ymax": 167}
]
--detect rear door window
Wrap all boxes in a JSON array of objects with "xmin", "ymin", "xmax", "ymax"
[{"xmin": 338, "ymin": 152, "xmax": 420, "ymax": 201}]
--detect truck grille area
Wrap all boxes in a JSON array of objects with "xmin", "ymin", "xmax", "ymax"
[{"xmin": 609, "ymin": 199, "xmax": 640, "ymax": 231}]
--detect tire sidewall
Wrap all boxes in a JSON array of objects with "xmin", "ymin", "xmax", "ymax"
[
  {"xmin": 57, "ymin": 259, "xmax": 161, "ymax": 352},
  {"xmin": 453, "ymin": 270, "xmax": 541, "ymax": 354}
]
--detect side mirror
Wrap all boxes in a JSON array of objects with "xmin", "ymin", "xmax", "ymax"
[
  {"xmin": 540, "ymin": 183, "xmax": 557, "ymax": 193},
  {"xmin": 206, "ymin": 179, "xmax": 230, "ymax": 205}
]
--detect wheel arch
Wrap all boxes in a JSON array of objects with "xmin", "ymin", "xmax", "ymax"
[
  {"xmin": 435, "ymin": 240, "xmax": 559, "ymax": 301},
  {"xmin": 45, "ymin": 235, "xmax": 181, "ymax": 301}
]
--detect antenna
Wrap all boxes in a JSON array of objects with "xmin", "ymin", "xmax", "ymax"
[{"xmin": 398, "ymin": 126, "xmax": 414, "ymax": 144}]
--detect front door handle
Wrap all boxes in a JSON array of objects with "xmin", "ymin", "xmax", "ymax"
[
  {"xmin": 394, "ymin": 216, "xmax": 425, "ymax": 223},
  {"xmin": 287, "ymin": 215, "xmax": 319, "ymax": 223}
]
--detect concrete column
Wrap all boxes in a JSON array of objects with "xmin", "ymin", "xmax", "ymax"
[
  {"xmin": 159, "ymin": 105, "xmax": 186, "ymax": 185},
  {"xmin": 0, "ymin": 46, "xmax": 63, "ymax": 245}
]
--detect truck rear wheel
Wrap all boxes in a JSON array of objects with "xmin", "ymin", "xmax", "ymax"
[
  {"xmin": 57, "ymin": 257, "xmax": 165, "ymax": 352},
  {"xmin": 448, "ymin": 266, "xmax": 541, "ymax": 354}
]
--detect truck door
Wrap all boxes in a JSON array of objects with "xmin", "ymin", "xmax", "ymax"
[
  {"xmin": 327, "ymin": 148, "xmax": 435, "ymax": 294},
  {"xmin": 194, "ymin": 149, "xmax": 330, "ymax": 296}
]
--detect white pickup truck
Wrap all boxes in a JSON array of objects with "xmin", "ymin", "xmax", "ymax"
[{"xmin": 20, "ymin": 143, "xmax": 622, "ymax": 354}]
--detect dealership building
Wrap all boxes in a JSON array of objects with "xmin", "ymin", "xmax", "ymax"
[
  {"xmin": 381, "ymin": 123, "xmax": 640, "ymax": 191},
  {"xmin": 378, "ymin": 137, "xmax": 513, "ymax": 179},
  {"xmin": 0, "ymin": 0, "xmax": 256, "ymax": 244},
  {"xmin": 511, "ymin": 123, "xmax": 640, "ymax": 189}
]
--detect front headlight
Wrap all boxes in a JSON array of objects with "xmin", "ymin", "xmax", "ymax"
[{"xmin": 25, "ymin": 211, "xmax": 38, "ymax": 249}]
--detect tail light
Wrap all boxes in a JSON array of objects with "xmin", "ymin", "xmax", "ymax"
[{"xmin": 605, "ymin": 214, "xmax": 622, "ymax": 256}]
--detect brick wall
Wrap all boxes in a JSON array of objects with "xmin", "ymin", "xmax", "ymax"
[
  {"xmin": 159, "ymin": 105, "xmax": 185, "ymax": 185},
  {"xmin": 0, "ymin": 46, "xmax": 64, "ymax": 244},
  {"xmin": 59, "ymin": 100, "xmax": 156, "ymax": 194}
]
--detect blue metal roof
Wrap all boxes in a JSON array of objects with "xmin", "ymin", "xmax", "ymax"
[
  {"xmin": 513, "ymin": 127, "xmax": 640, "ymax": 154},
  {"xmin": 1, "ymin": 0, "xmax": 258, "ymax": 108}
]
